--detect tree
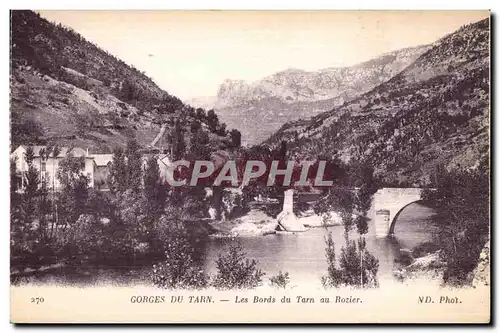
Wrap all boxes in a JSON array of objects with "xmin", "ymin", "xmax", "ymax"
[
  {"xmin": 151, "ymin": 221, "xmax": 208, "ymax": 290},
  {"xmin": 195, "ymin": 108, "xmax": 206, "ymax": 121},
  {"xmin": 37, "ymin": 174, "xmax": 51, "ymax": 242},
  {"xmin": 126, "ymin": 138, "xmax": 143, "ymax": 194},
  {"xmin": 10, "ymin": 157, "xmax": 24, "ymax": 266},
  {"xmin": 56, "ymin": 149, "xmax": 90, "ymax": 226},
  {"xmin": 229, "ymin": 129, "xmax": 242, "ymax": 149},
  {"xmin": 49, "ymin": 145, "xmax": 61, "ymax": 236},
  {"xmin": 422, "ymin": 163, "xmax": 489, "ymax": 286},
  {"xmin": 318, "ymin": 159, "xmax": 379, "ymax": 289},
  {"xmin": 351, "ymin": 164, "xmax": 378, "ymax": 287},
  {"xmin": 190, "ymin": 120, "xmax": 201, "ymax": 134},
  {"xmin": 216, "ymin": 122, "xmax": 227, "ymax": 136},
  {"xmin": 143, "ymin": 155, "xmax": 166, "ymax": 216},
  {"xmin": 171, "ymin": 119, "xmax": 186, "ymax": 161},
  {"xmin": 120, "ymin": 79, "xmax": 138, "ymax": 102},
  {"xmin": 108, "ymin": 147, "xmax": 128, "ymax": 193},
  {"xmin": 22, "ymin": 146, "xmax": 40, "ymax": 226},
  {"xmin": 269, "ymin": 271, "xmax": 291, "ymax": 289},
  {"xmin": 206, "ymin": 109, "xmax": 219, "ymax": 132},
  {"xmin": 189, "ymin": 126, "xmax": 210, "ymax": 160},
  {"xmin": 12, "ymin": 147, "xmax": 58, "ymax": 269}
]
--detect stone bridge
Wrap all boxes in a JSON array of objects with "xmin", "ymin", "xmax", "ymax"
[{"xmin": 373, "ymin": 187, "xmax": 428, "ymax": 238}]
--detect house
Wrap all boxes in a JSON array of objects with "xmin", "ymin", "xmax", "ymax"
[
  {"xmin": 92, "ymin": 154, "xmax": 114, "ymax": 190},
  {"xmin": 90, "ymin": 153, "xmax": 173, "ymax": 190},
  {"xmin": 10, "ymin": 145, "xmax": 95, "ymax": 190},
  {"xmin": 11, "ymin": 145, "xmax": 175, "ymax": 192},
  {"xmin": 141, "ymin": 153, "xmax": 173, "ymax": 182}
]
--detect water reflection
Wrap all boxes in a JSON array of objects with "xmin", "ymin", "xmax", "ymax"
[
  {"xmin": 204, "ymin": 202, "xmax": 437, "ymax": 286},
  {"xmin": 13, "ymin": 203, "xmax": 437, "ymax": 287}
]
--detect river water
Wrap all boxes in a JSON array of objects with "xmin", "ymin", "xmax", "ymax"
[
  {"xmin": 203, "ymin": 202, "xmax": 438, "ymax": 287},
  {"xmin": 14, "ymin": 203, "xmax": 438, "ymax": 287}
]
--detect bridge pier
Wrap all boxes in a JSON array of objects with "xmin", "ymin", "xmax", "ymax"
[
  {"xmin": 277, "ymin": 189, "xmax": 307, "ymax": 232},
  {"xmin": 374, "ymin": 209, "xmax": 392, "ymax": 238}
]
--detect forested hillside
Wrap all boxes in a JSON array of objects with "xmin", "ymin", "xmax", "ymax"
[
  {"xmin": 10, "ymin": 10, "xmax": 240, "ymax": 154},
  {"xmin": 265, "ymin": 18, "xmax": 490, "ymax": 186}
]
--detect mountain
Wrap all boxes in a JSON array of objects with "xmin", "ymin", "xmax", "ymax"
[
  {"xmin": 187, "ymin": 45, "xmax": 431, "ymax": 145},
  {"xmin": 186, "ymin": 96, "xmax": 217, "ymax": 111},
  {"xmin": 10, "ymin": 10, "xmax": 236, "ymax": 154},
  {"xmin": 264, "ymin": 18, "xmax": 490, "ymax": 186}
]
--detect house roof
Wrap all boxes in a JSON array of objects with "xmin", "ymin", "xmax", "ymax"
[
  {"xmin": 140, "ymin": 153, "xmax": 172, "ymax": 167},
  {"xmin": 158, "ymin": 154, "xmax": 173, "ymax": 166},
  {"xmin": 17, "ymin": 145, "xmax": 89, "ymax": 158},
  {"xmin": 92, "ymin": 154, "xmax": 114, "ymax": 166},
  {"xmin": 142, "ymin": 153, "xmax": 168, "ymax": 159}
]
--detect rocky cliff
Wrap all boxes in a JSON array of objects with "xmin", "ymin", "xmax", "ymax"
[
  {"xmin": 188, "ymin": 45, "xmax": 431, "ymax": 145},
  {"xmin": 265, "ymin": 18, "xmax": 490, "ymax": 186}
]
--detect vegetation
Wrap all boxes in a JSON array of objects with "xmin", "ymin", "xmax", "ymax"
[
  {"xmin": 264, "ymin": 18, "xmax": 489, "ymax": 187},
  {"xmin": 10, "ymin": 10, "xmax": 242, "ymax": 153},
  {"xmin": 269, "ymin": 271, "xmax": 291, "ymax": 289},
  {"xmin": 9, "ymin": 11, "xmax": 489, "ymax": 291},
  {"xmin": 422, "ymin": 162, "xmax": 489, "ymax": 286},
  {"xmin": 151, "ymin": 225, "xmax": 208, "ymax": 290},
  {"xmin": 10, "ymin": 9, "xmax": 244, "ymax": 279},
  {"xmin": 212, "ymin": 242, "xmax": 265, "ymax": 290},
  {"xmin": 10, "ymin": 142, "xmax": 268, "ymax": 290},
  {"xmin": 316, "ymin": 159, "xmax": 380, "ymax": 289}
]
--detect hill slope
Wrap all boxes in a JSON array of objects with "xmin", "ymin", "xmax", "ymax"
[
  {"xmin": 10, "ymin": 10, "xmax": 234, "ymax": 154},
  {"xmin": 188, "ymin": 45, "xmax": 431, "ymax": 145},
  {"xmin": 264, "ymin": 18, "xmax": 490, "ymax": 186}
]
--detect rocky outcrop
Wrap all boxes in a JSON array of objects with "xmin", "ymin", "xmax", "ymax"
[
  {"xmin": 187, "ymin": 45, "xmax": 430, "ymax": 145},
  {"xmin": 210, "ymin": 209, "xmax": 277, "ymax": 237},
  {"xmin": 211, "ymin": 46, "xmax": 431, "ymax": 109},
  {"xmin": 276, "ymin": 211, "xmax": 308, "ymax": 232},
  {"xmin": 393, "ymin": 249, "xmax": 445, "ymax": 282},
  {"xmin": 472, "ymin": 240, "xmax": 490, "ymax": 288}
]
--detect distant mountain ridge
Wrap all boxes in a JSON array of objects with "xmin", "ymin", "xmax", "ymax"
[
  {"xmin": 264, "ymin": 18, "xmax": 490, "ymax": 186},
  {"xmin": 187, "ymin": 45, "xmax": 431, "ymax": 145}
]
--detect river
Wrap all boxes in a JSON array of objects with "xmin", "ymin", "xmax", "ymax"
[
  {"xmin": 13, "ymin": 203, "xmax": 438, "ymax": 287},
  {"xmin": 203, "ymin": 202, "xmax": 438, "ymax": 287}
]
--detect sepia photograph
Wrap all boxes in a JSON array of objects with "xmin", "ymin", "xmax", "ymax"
[{"xmin": 9, "ymin": 9, "xmax": 491, "ymax": 323}]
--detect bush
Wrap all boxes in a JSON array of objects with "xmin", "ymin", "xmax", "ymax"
[
  {"xmin": 151, "ymin": 232, "xmax": 208, "ymax": 290},
  {"xmin": 321, "ymin": 233, "xmax": 342, "ymax": 288},
  {"xmin": 212, "ymin": 242, "xmax": 265, "ymax": 290},
  {"xmin": 412, "ymin": 241, "xmax": 440, "ymax": 259},
  {"xmin": 269, "ymin": 271, "xmax": 291, "ymax": 289},
  {"xmin": 322, "ymin": 234, "xmax": 379, "ymax": 289}
]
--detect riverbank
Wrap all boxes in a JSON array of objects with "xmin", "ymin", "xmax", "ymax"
[
  {"xmin": 209, "ymin": 208, "xmax": 354, "ymax": 237},
  {"xmin": 393, "ymin": 239, "xmax": 490, "ymax": 288},
  {"xmin": 209, "ymin": 209, "xmax": 277, "ymax": 237},
  {"xmin": 393, "ymin": 250, "xmax": 445, "ymax": 283}
]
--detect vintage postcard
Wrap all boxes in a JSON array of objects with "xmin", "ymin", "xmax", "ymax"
[{"xmin": 9, "ymin": 10, "xmax": 490, "ymax": 323}]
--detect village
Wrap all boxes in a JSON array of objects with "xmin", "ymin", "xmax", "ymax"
[{"xmin": 10, "ymin": 144, "xmax": 173, "ymax": 191}]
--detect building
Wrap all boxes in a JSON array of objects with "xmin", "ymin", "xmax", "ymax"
[
  {"xmin": 92, "ymin": 154, "xmax": 114, "ymax": 190},
  {"xmin": 10, "ymin": 145, "xmax": 95, "ymax": 190},
  {"xmin": 11, "ymin": 145, "xmax": 174, "ymax": 192}
]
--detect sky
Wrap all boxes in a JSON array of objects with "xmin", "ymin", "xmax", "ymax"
[{"xmin": 39, "ymin": 10, "xmax": 489, "ymax": 101}]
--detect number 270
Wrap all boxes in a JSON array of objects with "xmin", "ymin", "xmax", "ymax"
[{"xmin": 31, "ymin": 297, "xmax": 44, "ymax": 304}]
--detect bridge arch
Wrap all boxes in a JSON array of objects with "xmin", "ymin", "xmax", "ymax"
[
  {"xmin": 387, "ymin": 200, "xmax": 423, "ymax": 236},
  {"xmin": 373, "ymin": 188, "xmax": 426, "ymax": 237}
]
